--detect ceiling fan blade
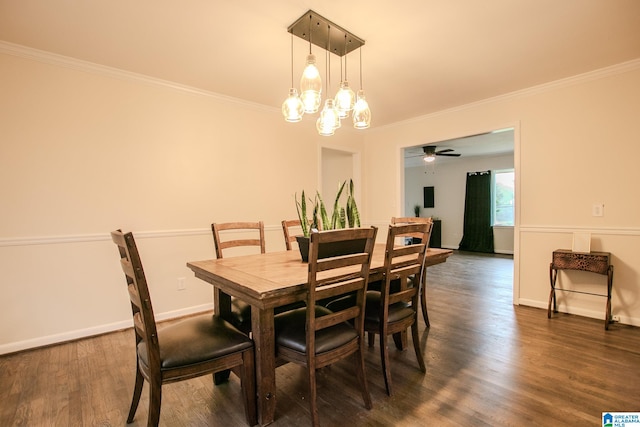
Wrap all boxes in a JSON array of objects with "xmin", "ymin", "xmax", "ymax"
[
  {"xmin": 435, "ymin": 148, "xmax": 454, "ymax": 154},
  {"xmin": 436, "ymin": 153, "xmax": 461, "ymax": 157}
]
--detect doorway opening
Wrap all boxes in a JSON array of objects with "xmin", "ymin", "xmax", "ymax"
[{"xmin": 402, "ymin": 127, "xmax": 518, "ymax": 302}]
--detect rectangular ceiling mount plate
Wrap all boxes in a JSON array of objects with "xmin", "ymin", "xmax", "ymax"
[{"xmin": 287, "ymin": 10, "xmax": 365, "ymax": 57}]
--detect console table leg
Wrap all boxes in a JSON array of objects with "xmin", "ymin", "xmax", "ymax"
[
  {"xmin": 548, "ymin": 264, "xmax": 557, "ymax": 318},
  {"xmin": 605, "ymin": 265, "xmax": 614, "ymax": 330}
]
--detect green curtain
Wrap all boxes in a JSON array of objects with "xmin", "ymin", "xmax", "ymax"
[{"xmin": 458, "ymin": 171, "xmax": 494, "ymax": 253}]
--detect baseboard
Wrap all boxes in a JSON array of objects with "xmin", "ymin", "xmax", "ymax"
[
  {"xmin": 518, "ymin": 298, "xmax": 640, "ymax": 327},
  {"xmin": 0, "ymin": 303, "xmax": 214, "ymax": 356},
  {"xmin": 494, "ymin": 249, "xmax": 514, "ymax": 255},
  {"xmin": 440, "ymin": 245, "xmax": 513, "ymax": 255}
]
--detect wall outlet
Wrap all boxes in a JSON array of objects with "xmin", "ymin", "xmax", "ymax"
[
  {"xmin": 612, "ymin": 315, "xmax": 620, "ymax": 322},
  {"xmin": 177, "ymin": 277, "xmax": 186, "ymax": 291}
]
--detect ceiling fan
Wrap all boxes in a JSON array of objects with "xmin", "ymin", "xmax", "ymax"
[{"xmin": 421, "ymin": 146, "xmax": 461, "ymax": 163}]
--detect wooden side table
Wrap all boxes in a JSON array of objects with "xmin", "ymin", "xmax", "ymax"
[{"xmin": 548, "ymin": 249, "xmax": 614, "ymax": 330}]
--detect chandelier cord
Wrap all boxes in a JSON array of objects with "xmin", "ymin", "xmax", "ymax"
[
  {"xmin": 290, "ymin": 33, "xmax": 294, "ymax": 88},
  {"xmin": 359, "ymin": 47, "xmax": 363, "ymax": 89},
  {"xmin": 308, "ymin": 14, "xmax": 312, "ymax": 55},
  {"xmin": 344, "ymin": 34, "xmax": 348, "ymax": 81},
  {"xmin": 327, "ymin": 25, "xmax": 331, "ymax": 93}
]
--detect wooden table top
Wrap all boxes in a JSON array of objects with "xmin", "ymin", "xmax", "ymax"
[{"xmin": 187, "ymin": 244, "xmax": 453, "ymax": 309}]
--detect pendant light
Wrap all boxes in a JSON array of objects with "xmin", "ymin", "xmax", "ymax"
[
  {"xmin": 352, "ymin": 47, "xmax": 371, "ymax": 129},
  {"xmin": 285, "ymin": 10, "xmax": 369, "ymax": 135},
  {"xmin": 334, "ymin": 35, "xmax": 356, "ymax": 119},
  {"xmin": 299, "ymin": 14, "xmax": 322, "ymax": 114},
  {"xmin": 316, "ymin": 25, "xmax": 340, "ymax": 136},
  {"xmin": 282, "ymin": 33, "xmax": 304, "ymax": 122}
]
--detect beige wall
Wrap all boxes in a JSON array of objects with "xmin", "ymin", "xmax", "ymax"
[
  {"xmin": 0, "ymin": 51, "xmax": 365, "ymax": 353},
  {"xmin": 362, "ymin": 62, "xmax": 640, "ymax": 326},
  {"xmin": 2, "ymin": 47, "xmax": 639, "ymax": 354}
]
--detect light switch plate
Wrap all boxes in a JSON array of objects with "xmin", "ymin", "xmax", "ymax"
[{"xmin": 592, "ymin": 204, "xmax": 604, "ymax": 217}]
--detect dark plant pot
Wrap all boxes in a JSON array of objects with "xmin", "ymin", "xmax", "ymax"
[{"xmin": 295, "ymin": 235, "xmax": 368, "ymax": 262}]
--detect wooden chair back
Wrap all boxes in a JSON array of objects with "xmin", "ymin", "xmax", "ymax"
[
  {"xmin": 274, "ymin": 227, "xmax": 377, "ymax": 426},
  {"xmin": 305, "ymin": 227, "xmax": 378, "ymax": 350},
  {"xmin": 381, "ymin": 222, "xmax": 432, "ymax": 309},
  {"xmin": 390, "ymin": 216, "xmax": 434, "ymax": 327},
  {"xmin": 391, "ymin": 216, "xmax": 433, "ymax": 240},
  {"xmin": 281, "ymin": 219, "xmax": 302, "ymax": 250},
  {"xmin": 111, "ymin": 230, "xmax": 161, "ymax": 371},
  {"xmin": 281, "ymin": 219, "xmax": 320, "ymax": 250},
  {"xmin": 211, "ymin": 221, "xmax": 265, "ymax": 259}
]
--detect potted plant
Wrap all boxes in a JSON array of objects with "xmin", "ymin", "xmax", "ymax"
[{"xmin": 294, "ymin": 179, "xmax": 362, "ymax": 261}]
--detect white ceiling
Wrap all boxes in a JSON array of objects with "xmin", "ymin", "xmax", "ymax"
[
  {"xmin": 403, "ymin": 128, "xmax": 515, "ymax": 167},
  {"xmin": 1, "ymin": 1, "xmax": 639, "ymax": 130}
]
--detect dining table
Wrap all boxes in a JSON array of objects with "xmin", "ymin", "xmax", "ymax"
[{"xmin": 187, "ymin": 244, "xmax": 452, "ymax": 426}]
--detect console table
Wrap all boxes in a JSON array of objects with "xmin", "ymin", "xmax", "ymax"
[{"xmin": 547, "ymin": 249, "xmax": 614, "ymax": 330}]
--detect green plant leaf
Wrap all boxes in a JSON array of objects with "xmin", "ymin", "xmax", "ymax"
[
  {"xmin": 296, "ymin": 191, "xmax": 310, "ymax": 237},
  {"xmin": 330, "ymin": 181, "xmax": 346, "ymax": 229},
  {"xmin": 316, "ymin": 191, "xmax": 330, "ymax": 230},
  {"xmin": 295, "ymin": 179, "xmax": 360, "ymax": 236},
  {"xmin": 346, "ymin": 179, "xmax": 361, "ymax": 228}
]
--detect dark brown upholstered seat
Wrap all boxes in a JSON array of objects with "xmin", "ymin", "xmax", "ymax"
[
  {"xmin": 274, "ymin": 227, "xmax": 377, "ymax": 426},
  {"xmin": 111, "ymin": 230, "xmax": 257, "ymax": 427}
]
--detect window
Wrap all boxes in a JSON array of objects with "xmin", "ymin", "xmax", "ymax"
[{"xmin": 492, "ymin": 169, "xmax": 514, "ymax": 226}]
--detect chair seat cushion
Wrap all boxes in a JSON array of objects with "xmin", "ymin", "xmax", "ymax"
[
  {"xmin": 233, "ymin": 299, "xmax": 306, "ymax": 334},
  {"xmin": 364, "ymin": 291, "xmax": 414, "ymax": 328},
  {"xmin": 274, "ymin": 306, "xmax": 358, "ymax": 355},
  {"xmin": 137, "ymin": 314, "xmax": 253, "ymax": 370}
]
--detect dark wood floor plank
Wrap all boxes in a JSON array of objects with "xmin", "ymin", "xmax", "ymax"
[{"xmin": 1, "ymin": 251, "xmax": 639, "ymax": 426}]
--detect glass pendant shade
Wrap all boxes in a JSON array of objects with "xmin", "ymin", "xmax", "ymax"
[
  {"xmin": 282, "ymin": 88, "xmax": 304, "ymax": 122},
  {"xmin": 316, "ymin": 99, "xmax": 340, "ymax": 136},
  {"xmin": 300, "ymin": 54, "xmax": 322, "ymax": 113},
  {"xmin": 352, "ymin": 89, "xmax": 371, "ymax": 129},
  {"xmin": 334, "ymin": 81, "xmax": 355, "ymax": 118}
]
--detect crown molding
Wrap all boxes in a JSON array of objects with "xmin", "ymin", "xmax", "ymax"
[{"xmin": 0, "ymin": 40, "xmax": 277, "ymax": 113}]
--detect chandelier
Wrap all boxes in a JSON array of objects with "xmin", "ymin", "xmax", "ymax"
[{"xmin": 282, "ymin": 10, "xmax": 371, "ymax": 135}]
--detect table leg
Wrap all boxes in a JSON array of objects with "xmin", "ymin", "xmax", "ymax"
[
  {"xmin": 252, "ymin": 305, "xmax": 276, "ymax": 426},
  {"xmin": 214, "ymin": 287, "xmax": 233, "ymax": 384}
]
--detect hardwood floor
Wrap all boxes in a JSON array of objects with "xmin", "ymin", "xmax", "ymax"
[{"xmin": 2, "ymin": 251, "xmax": 639, "ymax": 426}]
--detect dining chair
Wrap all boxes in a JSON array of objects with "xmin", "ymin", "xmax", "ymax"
[
  {"xmin": 274, "ymin": 227, "xmax": 378, "ymax": 426},
  {"xmin": 211, "ymin": 221, "xmax": 265, "ymax": 259},
  {"xmin": 111, "ymin": 230, "xmax": 257, "ymax": 427},
  {"xmin": 364, "ymin": 222, "xmax": 431, "ymax": 396},
  {"xmin": 281, "ymin": 219, "xmax": 302, "ymax": 250},
  {"xmin": 211, "ymin": 221, "xmax": 265, "ymax": 334},
  {"xmin": 391, "ymin": 216, "xmax": 434, "ymax": 327},
  {"xmin": 281, "ymin": 219, "xmax": 319, "ymax": 251}
]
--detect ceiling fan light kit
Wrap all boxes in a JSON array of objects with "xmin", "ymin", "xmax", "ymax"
[
  {"xmin": 422, "ymin": 146, "xmax": 461, "ymax": 162},
  {"xmin": 282, "ymin": 10, "xmax": 371, "ymax": 135}
]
